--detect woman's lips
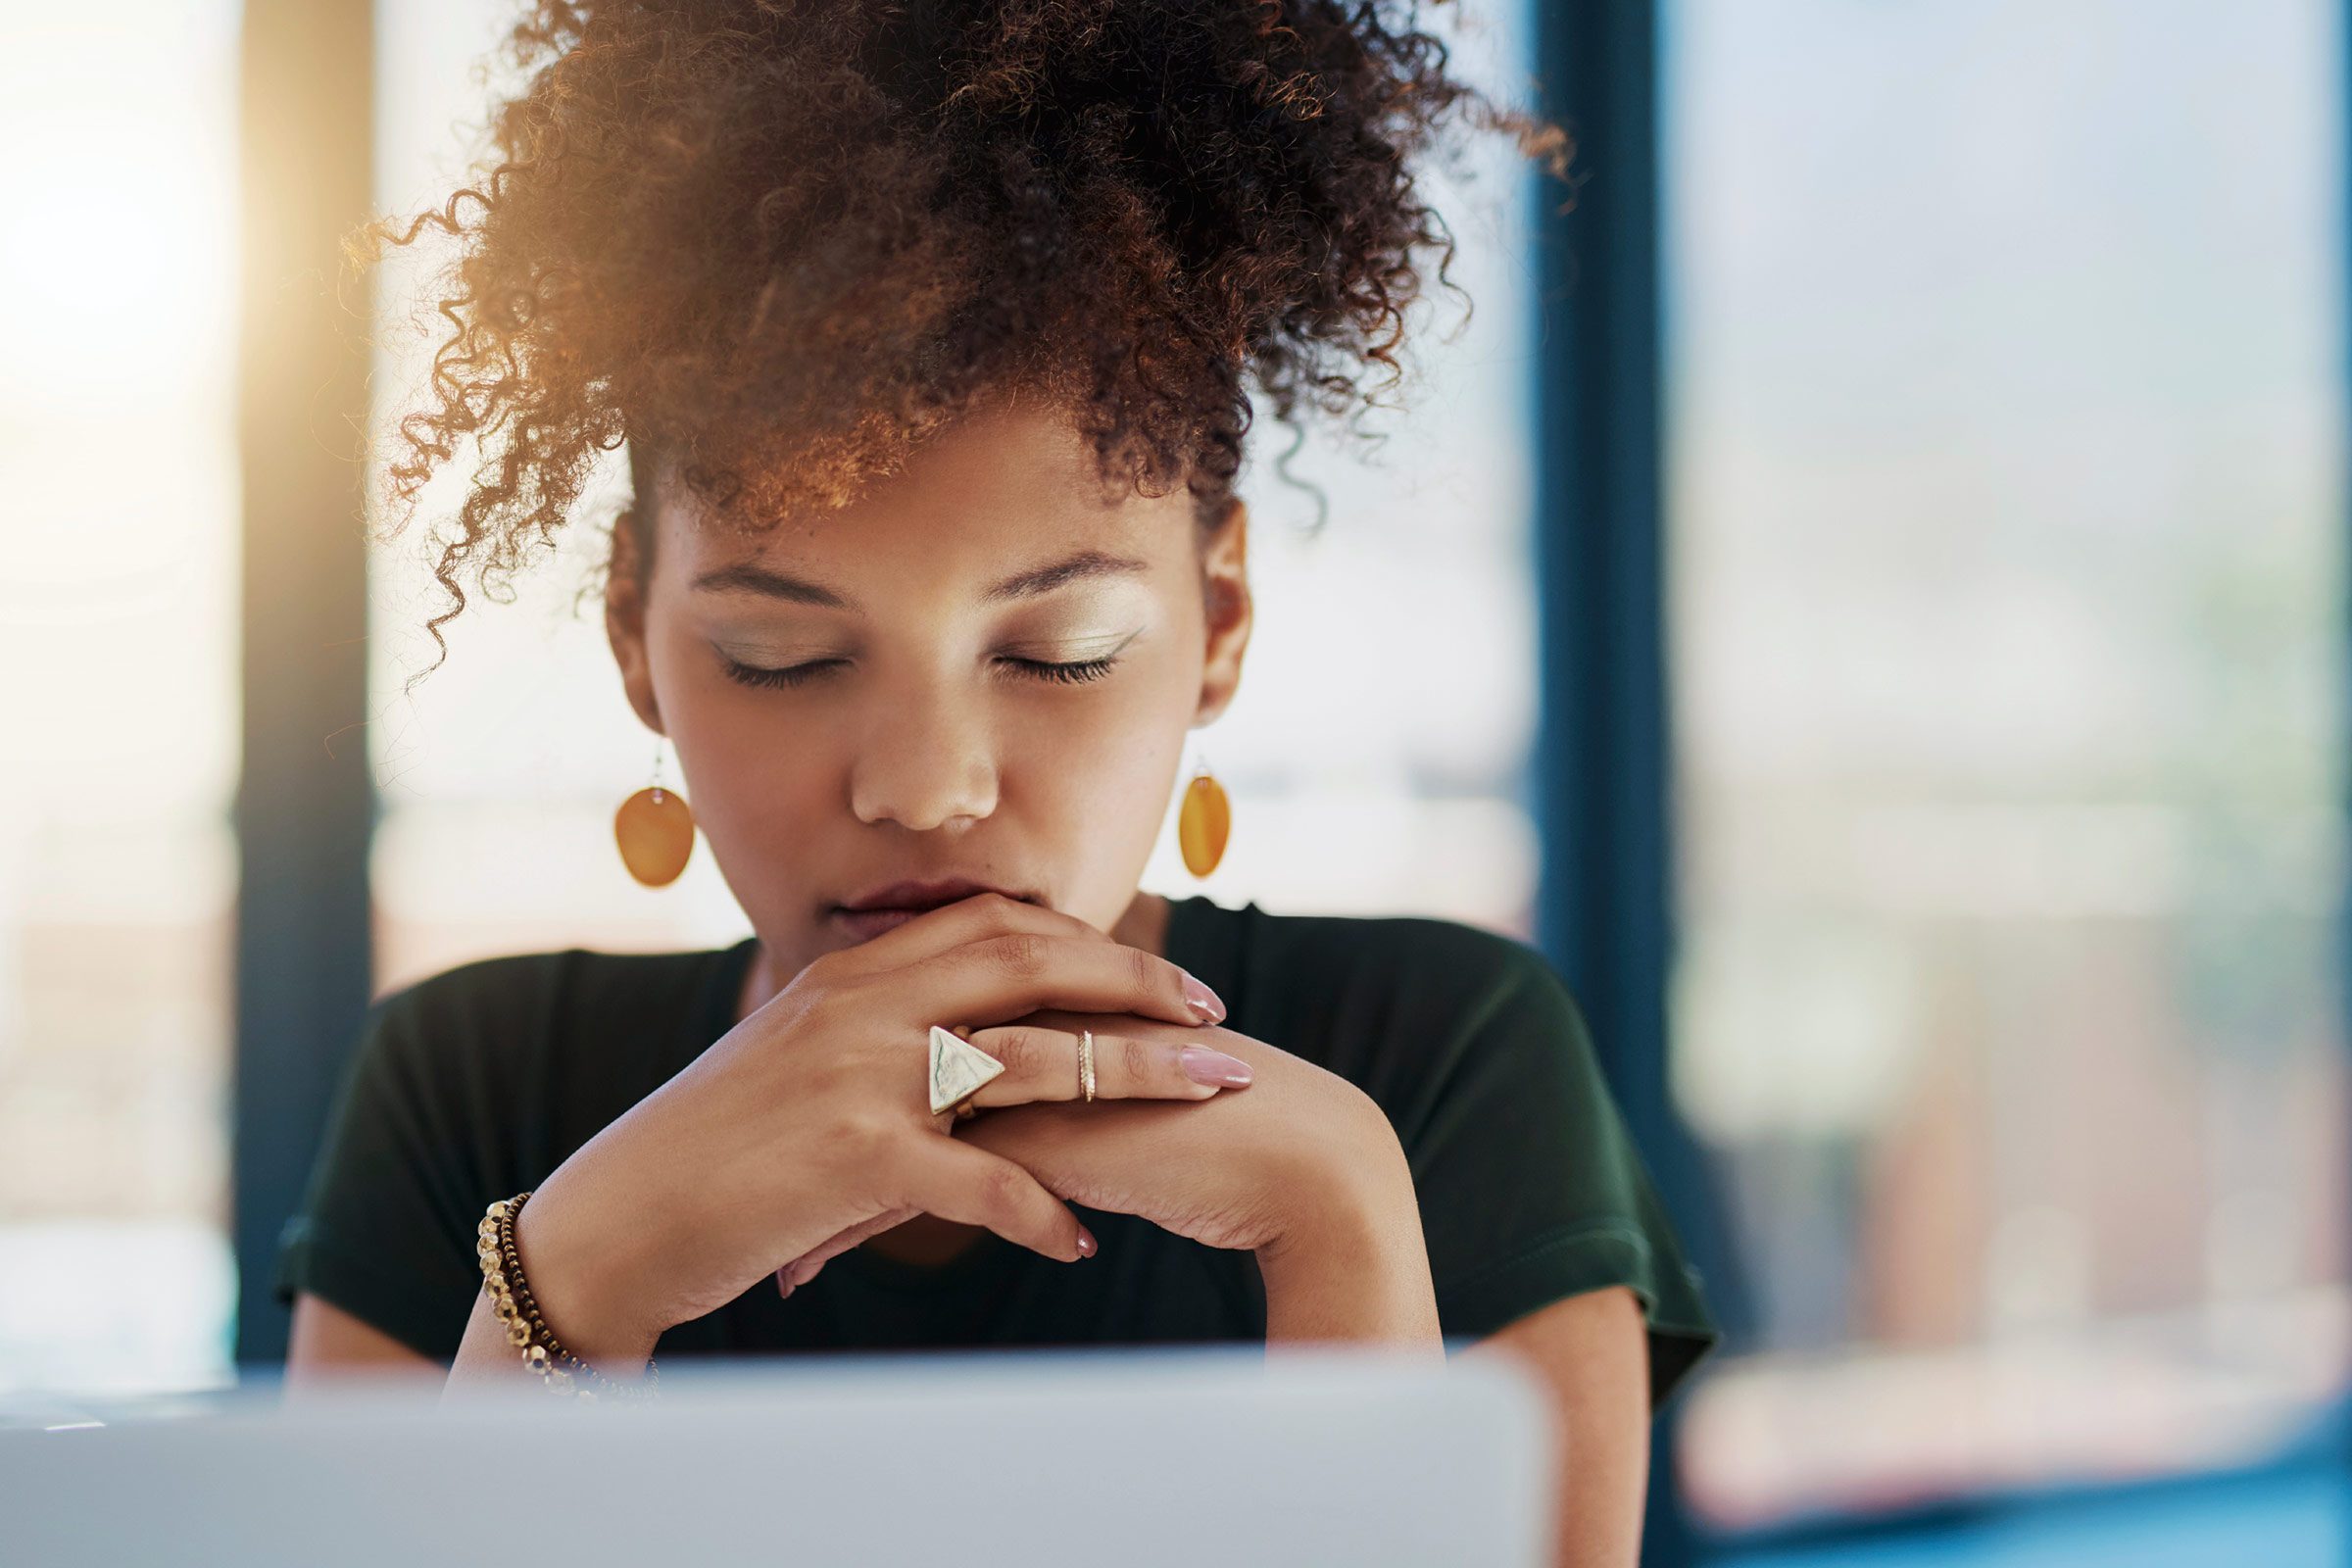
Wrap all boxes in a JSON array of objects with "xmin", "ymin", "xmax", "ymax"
[
  {"xmin": 832, "ymin": 906, "xmax": 926, "ymax": 942},
  {"xmin": 831, "ymin": 884, "xmax": 1038, "ymax": 943}
]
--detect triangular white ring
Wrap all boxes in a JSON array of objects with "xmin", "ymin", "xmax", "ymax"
[{"xmin": 928, "ymin": 1025, "xmax": 1006, "ymax": 1114}]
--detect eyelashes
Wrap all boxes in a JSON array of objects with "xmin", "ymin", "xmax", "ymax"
[
  {"xmin": 719, "ymin": 654, "xmax": 1121, "ymax": 692},
  {"xmin": 1009, "ymin": 655, "xmax": 1121, "ymax": 686}
]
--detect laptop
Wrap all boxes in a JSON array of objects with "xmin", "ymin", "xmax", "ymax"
[{"xmin": 2, "ymin": 1343, "xmax": 1555, "ymax": 1565}]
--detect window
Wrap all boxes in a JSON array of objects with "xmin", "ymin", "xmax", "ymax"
[
  {"xmin": 0, "ymin": 3, "xmax": 243, "ymax": 1395},
  {"xmin": 1663, "ymin": 0, "xmax": 2348, "ymax": 1527}
]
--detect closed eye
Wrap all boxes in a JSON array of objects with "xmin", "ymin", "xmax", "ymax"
[
  {"xmin": 720, "ymin": 657, "xmax": 845, "ymax": 690},
  {"xmin": 1001, "ymin": 655, "xmax": 1118, "ymax": 685},
  {"xmin": 720, "ymin": 654, "xmax": 1121, "ymax": 690}
]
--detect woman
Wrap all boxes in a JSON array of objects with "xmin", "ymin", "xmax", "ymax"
[{"xmin": 277, "ymin": 2, "xmax": 1721, "ymax": 1562}]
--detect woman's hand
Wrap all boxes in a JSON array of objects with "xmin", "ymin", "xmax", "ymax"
[
  {"xmin": 768, "ymin": 1007, "xmax": 1266, "ymax": 1295},
  {"xmin": 774, "ymin": 1011, "xmax": 1412, "ymax": 1292},
  {"xmin": 946, "ymin": 1013, "xmax": 1441, "ymax": 1347},
  {"xmin": 954, "ymin": 1014, "xmax": 1398, "ymax": 1254},
  {"xmin": 508, "ymin": 894, "xmax": 1247, "ymax": 1368}
]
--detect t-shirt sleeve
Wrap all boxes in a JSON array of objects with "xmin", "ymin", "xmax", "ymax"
[
  {"xmin": 271, "ymin": 974, "xmax": 516, "ymax": 1365},
  {"xmin": 1386, "ymin": 925, "xmax": 1723, "ymax": 1411}
]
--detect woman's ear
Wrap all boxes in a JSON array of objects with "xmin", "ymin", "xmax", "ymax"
[
  {"xmin": 604, "ymin": 511, "xmax": 666, "ymax": 735},
  {"xmin": 1194, "ymin": 496, "xmax": 1252, "ymax": 726}
]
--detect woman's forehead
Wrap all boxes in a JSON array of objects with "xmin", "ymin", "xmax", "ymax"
[
  {"xmin": 655, "ymin": 399, "xmax": 1194, "ymax": 589},
  {"xmin": 681, "ymin": 535, "xmax": 1162, "ymax": 614}
]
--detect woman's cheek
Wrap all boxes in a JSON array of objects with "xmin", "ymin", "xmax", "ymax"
[{"xmin": 671, "ymin": 692, "xmax": 828, "ymax": 850}]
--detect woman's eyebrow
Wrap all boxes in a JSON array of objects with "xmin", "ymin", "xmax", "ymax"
[{"xmin": 690, "ymin": 548, "xmax": 1151, "ymax": 609}]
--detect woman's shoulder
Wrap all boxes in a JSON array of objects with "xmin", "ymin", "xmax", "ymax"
[
  {"xmin": 1263, "ymin": 904, "xmax": 1548, "ymax": 977},
  {"xmin": 1187, "ymin": 895, "xmax": 1565, "ymax": 1019},
  {"xmin": 1178, "ymin": 895, "xmax": 1586, "ymax": 1090},
  {"xmin": 360, "ymin": 940, "xmax": 750, "ymax": 1087},
  {"xmin": 375, "ymin": 941, "xmax": 735, "ymax": 1019},
  {"xmin": 1200, "ymin": 898, "xmax": 1721, "ymax": 1394}
]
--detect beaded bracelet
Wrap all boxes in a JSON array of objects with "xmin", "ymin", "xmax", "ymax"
[{"xmin": 476, "ymin": 1190, "xmax": 661, "ymax": 1401}]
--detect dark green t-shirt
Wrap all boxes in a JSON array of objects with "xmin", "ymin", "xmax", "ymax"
[{"xmin": 274, "ymin": 893, "xmax": 1722, "ymax": 1408}]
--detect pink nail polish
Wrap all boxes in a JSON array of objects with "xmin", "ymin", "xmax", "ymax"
[
  {"xmin": 1180, "ymin": 1045, "xmax": 1252, "ymax": 1087},
  {"xmin": 1181, "ymin": 971, "xmax": 1226, "ymax": 1022},
  {"xmin": 1075, "ymin": 1226, "xmax": 1098, "ymax": 1258}
]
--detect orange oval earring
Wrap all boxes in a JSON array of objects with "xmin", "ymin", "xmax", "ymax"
[
  {"xmin": 1177, "ymin": 749, "xmax": 1230, "ymax": 878},
  {"xmin": 615, "ymin": 741, "xmax": 696, "ymax": 888}
]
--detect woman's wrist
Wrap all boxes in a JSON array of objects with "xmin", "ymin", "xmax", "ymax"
[
  {"xmin": 1256, "ymin": 1115, "xmax": 1442, "ymax": 1349},
  {"xmin": 509, "ymin": 1168, "xmax": 671, "ymax": 1372}
]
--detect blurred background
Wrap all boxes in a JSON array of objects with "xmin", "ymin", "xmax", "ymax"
[{"xmin": 2, "ymin": 0, "xmax": 2347, "ymax": 1562}]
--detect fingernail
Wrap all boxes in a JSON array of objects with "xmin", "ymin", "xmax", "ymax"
[
  {"xmin": 1180, "ymin": 1046, "xmax": 1252, "ymax": 1087},
  {"xmin": 1181, "ymin": 971, "xmax": 1226, "ymax": 1022},
  {"xmin": 1075, "ymin": 1226, "xmax": 1098, "ymax": 1259}
]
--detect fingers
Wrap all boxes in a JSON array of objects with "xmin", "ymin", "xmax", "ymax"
[
  {"xmin": 912, "ymin": 930, "xmax": 1225, "ymax": 1032},
  {"xmin": 957, "ymin": 1024, "xmax": 1252, "ymax": 1109},
  {"xmin": 901, "ymin": 1135, "xmax": 1096, "ymax": 1263},
  {"xmin": 774, "ymin": 1205, "xmax": 918, "ymax": 1298},
  {"xmin": 808, "ymin": 889, "xmax": 1225, "ymax": 1033},
  {"xmin": 821, "ymin": 891, "xmax": 1112, "ymax": 975}
]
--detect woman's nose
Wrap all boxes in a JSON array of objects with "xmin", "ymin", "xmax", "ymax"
[{"xmin": 847, "ymin": 681, "xmax": 1000, "ymax": 831}]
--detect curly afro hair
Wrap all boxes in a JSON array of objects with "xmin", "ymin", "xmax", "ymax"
[{"xmin": 357, "ymin": 0, "xmax": 1573, "ymax": 678}]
